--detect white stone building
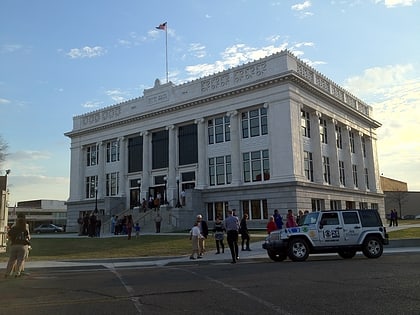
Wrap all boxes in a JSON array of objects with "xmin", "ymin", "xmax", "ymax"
[{"xmin": 65, "ymin": 51, "xmax": 384, "ymax": 232}]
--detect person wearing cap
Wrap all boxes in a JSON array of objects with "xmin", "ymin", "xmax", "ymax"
[
  {"xmin": 196, "ymin": 214, "xmax": 208, "ymax": 256},
  {"xmin": 224, "ymin": 209, "xmax": 240, "ymax": 264}
]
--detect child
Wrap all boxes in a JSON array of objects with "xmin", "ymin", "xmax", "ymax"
[
  {"xmin": 134, "ymin": 222, "xmax": 140, "ymax": 238},
  {"xmin": 189, "ymin": 222, "xmax": 202, "ymax": 260}
]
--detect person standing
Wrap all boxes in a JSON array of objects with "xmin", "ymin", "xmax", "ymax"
[
  {"xmin": 196, "ymin": 214, "xmax": 208, "ymax": 257},
  {"xmin": 213, "ymin": 216, "xmax": 225, "ymax": 254},
  {"xmin": 266, "ymin": 216, "xmax": 277, "ymax": 234},
  {"xmin": 286, "ymin": 209, "xmax": 298, "ymax": 228},
  {"xmin": 154, "ymin": 212, "xmax": 162, "ymax": 233},
  {"xmin": 134, "ymin": 222, "xmax": 140, "ymax": 238},
  {"xmin": 189, "ymin": 222, "xmax": 202, "ymax": 260},
  {"xmin": 5, "ymin": 217, "xmax": 30, "ymax": 278},
  {"xmin": 273, "ymin": 209, "xmax": 283, "ymax": 230},
  {"xmin": 126, "ymin": 215, "xmax": 133, "ymax": 240},
  {"xmin": 110, "ymin": 215, "xmax": 116, "ymax": 234},
  {"xmin": 240, "ymin": 214, "xmax": 251, "ymax": 251},
  {"xmin": 225, "ymin": 209, "xmax": 240, "ymax": 264}
]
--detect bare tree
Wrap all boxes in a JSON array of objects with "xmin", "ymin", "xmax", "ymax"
[{"xmin": 0, "ymin": 135, "xmax": 8, "ymax": 165}]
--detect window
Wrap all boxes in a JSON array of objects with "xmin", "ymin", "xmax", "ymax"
[
  {"xmin": 330, "ymin": 200, "xmax": 341, "ymax": 210},
  {"xmin": 339, "ymin": 160, "xmax": 345, "ymax": 186},
  {"xmin": 106, "ymin": 140, "xmax": 120, "ymax": 163},
  {"xmin": 87, "ymin": 144, "xmax": 98, "ymax": 166},
  {"xmin": 209, "ymin": 155, "xmax": 231, "ymax": 186},
  {"xmin": 364, "ymin": 168, "xmax": 370, "ymax": 190},
  {"xmin": 304, "ymin": 151, "xmax": 314, "ymax": 182},
  {"xmin": 361, "ymin": 136, "xmax": 367, "ymax": 157},
  {"xmin": 128, "ymin": 136, "xmax": 143, "ymax": 173},
  {"xmin": 322, "ymin": 156, "xmax": 331, "ymax": 184},
  {"xmin": 359, "ymin": 202, "xmax": 368, "ymax": 209},
  {"xmin": 242, "ymin": 199, "xmax": 268, "ymax": 220},
  {"xmin": 106, "ymin": 172, "xmax": 119, "ymax": 196},
  {"xmin": 352, "ymin": 164, "xmax": 358, "ymax": 187},
  {"xmin": 349, "ymin": 131, "xmax": 355, "ymax": 153},
  {"xmin": 335, "ymin": 125, "xmax": 342, "ymax": 149},
  {"xmin": 208, "ymin": 116, "xmax": 230, "ymax": 144},
  {"xmin": 179, "ymin": 124, "xmax": 198, "ymax": 165},
  {"xmin": 207, "ymin": 202, "xmax": 229, "ymax": 221},
  {"xmin": 242, "ymin": 107, "xmax": 268, "ymax": 138},
  {"xmin": 320, "ymin": 118, "xmax": 328, "ymax": 144},
  {"xmin": 301, "ymin": 110, "xmax": 311, "ymax": 138},
  {"xmin": 320, "ymin": 212, "xmax": 339, "ymax": 225},
  {"xmin": 243, "ymin": 150, "xmax": 270, "ymax": 182},
  {"xmin": 85, "ymin": 175, "xmax": 97, "ymax": 199},
  {"xmin": 343, "ymin": 212, "xmax": 360, "ymax": 224},
  {"xmin": 152, "ymin": 130, "xmax": 169, "ymax": 169},
  {"xmin": 311, "ymin": 199, "xmax": 323, "ymax": 211},
  {"xmin": 359, "ymin": 210, "xmax": 381, "ymax": 227}
]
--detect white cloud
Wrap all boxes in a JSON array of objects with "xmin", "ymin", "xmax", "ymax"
[
  {"xmin": 0, "ymin": 98, "xmax": 11, "ymax": 104},
  {"xmin": 82, "ymin": 101, "xmax": 102, "ymax": 108},
  {"xmin": 189, "ymin": 43, "xmax": 207, "ymax": 58},
  {"xmin": 66, "ymin": 46, "xmax": 107, "ymax": 59},
  {"xmin": 374, "ymin": 0, "xmax": 418, "ymax": 7},
  {"xmin": 0, "ymin": 44, "xmax": 22, "ymax": 53},
  {"xmin": 344, "ymin": 64, "xmax": 420, "ymax": 190},
  {"xmin": 291, "ymin": 1, "xmax": 312, "ymax": 11},
  {"xmin": 105, "ymin": 89, "xmax": 130, "ymax": 103}
]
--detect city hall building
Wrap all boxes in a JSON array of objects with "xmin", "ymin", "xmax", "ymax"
[{"xmin": 65, "ymin": 51, "xmax": 384, "ymax": 232}]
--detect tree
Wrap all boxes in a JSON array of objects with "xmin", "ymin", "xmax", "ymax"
[{"xmin": 0, "ymin": 135, "xmax": 8, "ymax": 165}]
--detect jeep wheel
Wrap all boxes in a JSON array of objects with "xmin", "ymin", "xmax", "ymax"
[
  {"xmin": 338, "ymin": 250, "xmax": 356, "ymax": 259},
  {"xmin": 268, "ymin": 250, "xmax": 287, "ymax": 262},
  {"xmin": 288, "ymin": 238, "xmax": 309, "ymax": 262},
  {"xmin": 362, "ymin": 236, "xmax": 383, "ymax": 259}
]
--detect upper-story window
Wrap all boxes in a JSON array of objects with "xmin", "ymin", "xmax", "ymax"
[
  {"xmin": 106, "ymin": 172, "xmax": 119, "ymax": 196},
  {"xmin": 304, "ymin": 151, "xmax": 314, "ymax": 182},
  {"xmin": 361, "ymin": 136, "xmax": 367, "ymax": 157},
  {"xmin": 209, "ymin": 155, "xmax": 231, "ymax": 186},
  {"xmin": 87, "ymin": 144, "xmax": 98, "ymax": 166},
  {"xmin": 301, "ymin": 110, "xmax": 311, "ymax": 138},
  {"xmin": 106, "ymin": 140, "xmax": 120, "ymax": 163},
  {"xmin": 339, "ymin": 160, "xmax": 345, "ymax": 186},
  {"xmin": 352, "ymin": 164, "xmax": 358, "ymax": 188},
  {"xmin": 335, "ymin": 125, "xmax": 343, "ymax": 149},
  {"xmin": 349, "ymin": 131, "xmax": 355, "ymax": 153},
  {"xmin": 208, "ymin": 116, "xmax": 230, "ymax": 144},
  {"xmin": 85, "ymin": 175, "xmax": 97, "ymax": 198},
  {"xmin": 320, "ymin": 118, "xmax": 328, "ymax": 144},
  {"xmin": 322, "ymin": 156, "xmax": 331, "ymax": 184},
  {"xmin": 243, "ymin": 149, "xmax": 270, "ymax": 182},
  {"xmin": 242, "ymin": 107, "xmax": 268, "ymax": 138}
]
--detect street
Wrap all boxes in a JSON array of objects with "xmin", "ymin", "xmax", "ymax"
[{"xmin": 1, "ymin": 252, "xmax": 420, "ymax": 315}]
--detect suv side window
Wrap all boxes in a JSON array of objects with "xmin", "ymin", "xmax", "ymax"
[
  {"xmin": 343, "ymin": 211, "xmax": 360, "ymax": 224},
  {"xmin": 359, "ymin": 210, "xmax": 381, "ymax": 227},
  {"xmin": 320, "ymin": 212, "xmax": 339, "ymax": 225}
]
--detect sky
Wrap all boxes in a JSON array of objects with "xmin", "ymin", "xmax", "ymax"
[{"xmin": 1, "ymin": 0, "xmax": 419, "ymax": 206}]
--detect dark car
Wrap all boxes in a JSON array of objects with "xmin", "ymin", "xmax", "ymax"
[
  {"xmin": 34, "ymin": 224, "xmax": 64, "ymax": 233},
  {"xmin": 402, "ymin": 215, "xmax": 416, "ymax": 220}
]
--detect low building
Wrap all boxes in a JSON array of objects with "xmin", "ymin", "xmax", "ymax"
[
  {"xmin": 7, "ymin": 199, "xmax": 67, "ymax": 232},
  {"xmin": 65, "ymin": 50, "xmax": 385, "ymax": 232}
]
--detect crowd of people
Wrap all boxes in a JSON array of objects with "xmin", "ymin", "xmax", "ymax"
[{"xmin": 77, "ymin": 213, "xmax": 102, "ymax": 237}]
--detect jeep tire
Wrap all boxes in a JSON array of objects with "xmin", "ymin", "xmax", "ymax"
[
  {"xmin": 338, "ymin": 249, "xmax": 357, "ymax": 259},
  {"xmin": 362, "ymin": 236, "xmax": 383, "ymax": 259},
  {"xmin": 288, "ymin": 238, "xmax": 309, "ymax": 262}
]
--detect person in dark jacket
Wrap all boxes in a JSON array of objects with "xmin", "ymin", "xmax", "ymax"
[
  {"xmin": 197, "ymin": 214, "xmax": 208, "ymax": 256},
  {"xmin": 5, "ymin": 217, "xmax": 30, "ymax": 278}
]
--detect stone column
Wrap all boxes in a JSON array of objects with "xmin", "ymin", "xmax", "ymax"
[
  {"xmin": 342, "ymin": 126, "xmax": 353, "ymax": 188},
  {"xmin": 166, "ymin": 125, "xmax": 177, "ymax": 205},
  {"xmin": 229, "ymin": 110, "xmax": 241, "ymax": 186},
  {"xmin": 355, "ymin": 132, "xmax": 366, "ymax": 190},
  {"xmin": 195, "ymin": 118, "xmax": 206, "ymax": 189},
  {"xmin": 141, "ymin": 131, "xmax": 150, "ymax": 200},
  {"xmin": 329, "ymin": 119, "xmax": 340, "ymax": 186},
  {"xmin": 311, "ymin": 111, "xmax": 323, "ymax": 184},
  {"xmin": 118, "ymin": 137, "xmax": 127, "ymax": 197},
  {"xmin": 98, "ymin": 142, "xmax": 105, "ymax": 198}
]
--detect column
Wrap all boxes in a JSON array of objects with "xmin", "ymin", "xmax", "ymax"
[
  {"xmin": 141, "ymin": 131, "xmax": 150, "ymax": 199},
  {"xmin": 118, "ymin": 137, "xmax": 127, "ymax": 197},
  {"xmin": 328, "ymin": 119, "xmax": 340, "ymax": 186},
  {"xmin": 355, "ymin": 132, "xmax": 366, "ymax": 190},
  {"xmin": 166, "ymin": 125, "xmax": 176, "ymax": 205},
  {"xmin": 229, "ymin": 110, "xmax": 241, "ymax": 186},
  {"xmin": 311, "ymin": 111, "xmax": 323, "ymax": 183},
  {"xmin": 342, "ymin": 126, "xmax": 353, "ymax": 188},
  {"xmin": 195, "ymin": 118, "xmax": 206, "ymax": 189},
  {"xmin": 97, "ymin": 142, "xmax": 105, "ymax": 199}
]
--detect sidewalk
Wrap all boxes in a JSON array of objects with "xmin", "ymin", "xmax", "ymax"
[{"xmin": 2, "ymin": 225, "xmax": 420, "ymax": 270}]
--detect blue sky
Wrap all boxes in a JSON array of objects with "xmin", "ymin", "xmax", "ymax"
[{"xmin": 1, "ymin": 0, "xmax": 419, "ymax": 205}]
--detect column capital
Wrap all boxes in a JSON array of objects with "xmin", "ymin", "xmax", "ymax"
[
  {"xmin": 228, "ymin": 110, "xmax": 238, "ymax": 117},
  {"xmin": 194, "ymin": 118, "xmax": 205, "ymax": 124},
  {"xmin": 140, "ymin": 131, "xmax": 149, "ymax": 136},
  {"xmin": 166, "ymin": 125, "xmax": 175, "ymax": 130}
]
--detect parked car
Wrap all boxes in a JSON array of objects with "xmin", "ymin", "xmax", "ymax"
[
  {"xmin": 34, "ymin": 224, "xmax": 64, "ymax": 233},
  {"xmin": 415, "ymin": 214, "xmax": 420, "ymax": 220},
  {"xmin": 402, "ymin": 215, "xmax": 416, "ymax": 220}
]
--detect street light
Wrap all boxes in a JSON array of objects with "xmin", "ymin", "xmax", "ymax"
[
  {"xmin": 137, "ymin": 179, "xmax": 141, "ymax": 206},
  {"xmin": 163, "ymin": 176, "xmax": 167, "ymax": 204},
  {"xmin": 176, "ymin": 176, "xmax": 181, "ymax": 208}
]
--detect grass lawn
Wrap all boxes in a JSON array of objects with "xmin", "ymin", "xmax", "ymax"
[{"xmin": 0, "ymin": 227, "xmax": 418, "ymax": 262}]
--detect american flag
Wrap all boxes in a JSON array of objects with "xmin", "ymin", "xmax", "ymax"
[{"xmin": 156, "ymin": 22, "xmax": 167, "ymax": 31}]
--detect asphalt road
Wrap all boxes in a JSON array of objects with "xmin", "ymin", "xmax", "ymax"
[{"xmin": 1, "ymin": 252, "xmax": 420, "ymax": 315}]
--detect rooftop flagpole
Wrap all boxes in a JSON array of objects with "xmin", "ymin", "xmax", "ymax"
[{"xmin": 156, "ymin": 22, "xmax": 168, "ymax": 83}]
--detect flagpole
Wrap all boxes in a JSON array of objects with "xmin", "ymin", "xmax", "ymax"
[{"xmin": 165, "ymin": 23, "xmax": 168, "ymax": 83}]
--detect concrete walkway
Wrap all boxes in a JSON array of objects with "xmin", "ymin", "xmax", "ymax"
[{"xmin": 2, "ymin": 224, "xmax": 419, "ymax": 270}]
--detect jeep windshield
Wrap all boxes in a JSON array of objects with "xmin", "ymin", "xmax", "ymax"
[{"xmin": 299, "ymin": 212, "xmax": 319, "ymax": 226}]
